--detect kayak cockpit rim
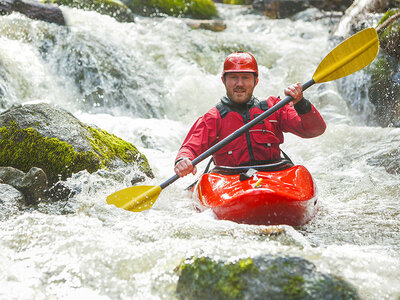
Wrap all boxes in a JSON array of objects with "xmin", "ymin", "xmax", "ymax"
[{"xmin": 211, "ymin": 159, "xmax": 294, "ymax": 175}]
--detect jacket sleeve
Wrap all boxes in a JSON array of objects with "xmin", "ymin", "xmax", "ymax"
[
  {"xmin": 271, "ymin": 97, "xmax": 326, "ymax": 138},
  {"xmin": 175, "ymin": 108, "xmax": 221, "ymax": 163}
]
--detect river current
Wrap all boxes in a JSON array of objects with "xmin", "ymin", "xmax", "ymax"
[{"xmin": 0, "ymin": 4, "xmax": 399, "ymax": 299}]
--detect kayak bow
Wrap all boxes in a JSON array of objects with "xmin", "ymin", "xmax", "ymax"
[{"xmin": 191, "ymin": 164, "xmax": 317, "ymax": 226}]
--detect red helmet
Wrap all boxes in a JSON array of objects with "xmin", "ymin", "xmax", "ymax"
[{"xmin": 222, "ymin": 52, "xmax": 258, "ymax": 77}]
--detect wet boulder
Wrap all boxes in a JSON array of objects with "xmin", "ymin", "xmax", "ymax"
[
  {"xmin": 0, "ymin": 103, "xmax": 153, "ymax": 184},
  {"xmin": 0, "ymin": 0, "xmax": 65, "ymax": 25},
  {"xmin": 43, "ymin": 0, "xmax": 135, "ymax": 23},
  {"xmin": 0, "ymin": 183, "xmax": 24, "ymax": 221},
  {"xmin": 177, "ymin": 256, "xmax": 360, "ymax": 300},
  {"xmin": 0, "ymin": 166, "xmax": 47, "ymax": 204}
]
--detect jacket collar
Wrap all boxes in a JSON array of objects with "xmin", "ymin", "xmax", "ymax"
[{"xmin": 220, "ymin": 95, "xmax": 255, "ymax": 110}]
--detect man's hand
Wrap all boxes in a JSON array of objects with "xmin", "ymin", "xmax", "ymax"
[
  {"xmin": 284, "ymin": 82, "xmax": 303, "ymax": 106},
  {"xmin": 174, "ymin": 158, "xmax": 197, "ymax": 177}
]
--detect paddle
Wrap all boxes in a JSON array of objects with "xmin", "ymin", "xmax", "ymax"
[{"xmin": 107, "ymin": 27, "xmax": 379, "ymax": 212}]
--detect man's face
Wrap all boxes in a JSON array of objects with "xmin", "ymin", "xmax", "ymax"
[{"xmin": 222, "ymin": 72, "xmax": 258, "ymax": 104}]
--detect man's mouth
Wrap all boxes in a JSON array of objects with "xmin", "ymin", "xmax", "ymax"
[{"xmin": 234, "ymin": 89, "xmax": 245, "ymax": 93}]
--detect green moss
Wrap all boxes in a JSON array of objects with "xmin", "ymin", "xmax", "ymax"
[
  {"xmin": 377, "ymin": 8, "xmax": 400, "ymax": 26},
  {"xmin": 187, "ymin": 0, "xmax": 219, "ymax": 19},
  {"xmin": 222, "ymin": 0, "xmax": 245, "ymax": 5},
  {"xmin": 282, "ymin": 275, "xmax": 306, "ymax": 299},
  {"xmin": 178, "ymin": 257, "xmax": 257, "ymax": 299},
  {"xmin": 0, "ymin": 122, "xmax": 99, "ymax": 184},
  {"xmin": 43, "ymin": 0, "xmax": 135, "ymax": 22},
  {"xmin": 128, "ymin": 0, "xmax": 217, "ymax": 19},
  {"xmin": 87, "ymin": 126, "xmax": 153, "ymax": 177}
]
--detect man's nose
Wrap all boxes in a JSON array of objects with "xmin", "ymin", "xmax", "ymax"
[{"xmin": 236, "ymin": 77, "xmax": 244, "ymax": 85}]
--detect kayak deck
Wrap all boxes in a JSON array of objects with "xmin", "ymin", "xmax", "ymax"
[{"xmin": 192, "ymin": 165, "xmax": 317, "ymax": 226}]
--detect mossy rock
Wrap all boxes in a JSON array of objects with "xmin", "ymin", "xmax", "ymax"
[
  {"xmin": 0, "ymin": 103, "xmax": 153, "ymax": 184},
  {"xmin": 377, "ymin": 8, "xmax": 400, "ymax": 60},
  {"xmin": 43, "ymin": 0, "xmax": 135, "ymax": 23},
  {"xmin": 177, "ymin": 256, "xmax": 360, "ymax": 300},
  {"xmin": 125, "ymin": 0, "xmax": 218, "ymax": 19}
]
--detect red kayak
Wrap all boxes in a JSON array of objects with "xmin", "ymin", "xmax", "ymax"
[{"xmin": 191, "ymin": 161, "xmax": 318, "ymax": 226}]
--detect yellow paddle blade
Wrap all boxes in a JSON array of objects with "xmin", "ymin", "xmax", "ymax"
[
  {"xmin": 313, "ymin": 28, "xmax": 379, "ymax": 83},
  {"xmin": 106, "ymin": 185, "xmax": 162, "ymax": 212}
]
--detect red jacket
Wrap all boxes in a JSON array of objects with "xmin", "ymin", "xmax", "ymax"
[{"xmin": 176, "ymin": 96, "xmax": 326, "ymax": 166}]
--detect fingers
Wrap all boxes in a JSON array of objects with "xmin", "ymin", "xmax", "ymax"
[
  {"xmin": 174, "ymin": 158, "xmax": 195, "ymax": 177},
  {"xmin": 284, "ymin": 82, "xmax": 303, "ymax": 105},
  {"xmin": 192, "ymin": 166, "xmax": 197, "ymax": 175}
]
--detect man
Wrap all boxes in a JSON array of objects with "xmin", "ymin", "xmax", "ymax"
[{"xmin": 174, "ymin": 52, "xmax": 326, "ymax": 177}]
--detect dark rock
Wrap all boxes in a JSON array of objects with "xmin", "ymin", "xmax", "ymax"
[
  {"xmin": 131, "ymin": 174, "xmax": 146, "ymax": 185},
  {"xmin": 0, "ymin": 166, "xmax": 25, "ymax": 187},
  {"xmin": 18, "ymin": 167, "xmax": 48, "ymax": 203},
  {"xmin": 0, "ymin": 0, "xmax": 65, "ymax": 26},
  {"xmin": 0, "ymin": 166, "xmax": 47, "ymax": 204},
  {"xmin": 44, "ymin": 181, "xmax": 75, "ymax": 201},
  {"xmin": 177, "ymin": 255, "xmax": 360, "ymax": 300},
  {"xmin": 0, "ymin": 183, "xmax": 24, "ymax": 220}
]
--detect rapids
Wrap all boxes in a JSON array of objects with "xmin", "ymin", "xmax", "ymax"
[{"xmin": 0, "ymin": 4, "xmax": 399, "ymax": 299}]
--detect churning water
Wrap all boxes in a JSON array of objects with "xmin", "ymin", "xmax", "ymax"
[{"xmin": 0, "ymin": 4, "xmax": 399, "ymax": 299}]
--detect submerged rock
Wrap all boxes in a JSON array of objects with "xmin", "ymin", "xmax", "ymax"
[
  {"xmin": 186, "ymin": 19, "xmax": 227, "ymax": 32},
  {"xmin": 177, "ymin": 256, "xmax": 360, "ymax": 300},
  {"xmin": 367, "ymin": 148, "xmax": 400, "ymax": 175},
  {"xmin": 0, "ymin": 103, "xmax": 153, "ymax": 184}
]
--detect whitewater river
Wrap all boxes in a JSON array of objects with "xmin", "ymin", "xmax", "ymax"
[{"xmin": 0, "ymin": 4, "xmax": 399, "ymax": 299}]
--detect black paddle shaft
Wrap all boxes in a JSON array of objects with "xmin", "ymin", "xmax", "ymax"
[{"xmin": 160, "ymin": 79, "xmax": 316, "ymax": 189}]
